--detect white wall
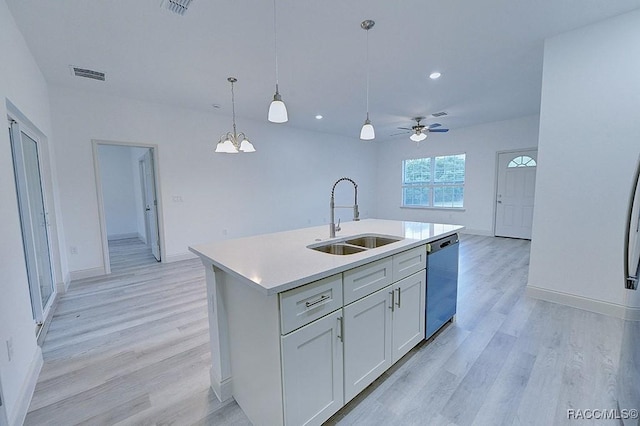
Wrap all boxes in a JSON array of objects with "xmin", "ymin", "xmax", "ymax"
[
  {"xmin": 98, "ymin": 144, "xmax": 143, "ymax": 240},
  {"xmin": 49, "ymin": 85, "xmax": 378, "ymax": 274},
  {"xmin": 375, "ymin": 115, "xmax": 540, "ymax": 235},
  {"xmin": 528, "ymin": 9, "xmax": 640, "ymax": 316},
  {"xmin": 0, "ymin": 1, "xmax": 59, "ymax": 424}
]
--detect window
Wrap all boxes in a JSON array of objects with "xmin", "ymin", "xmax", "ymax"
[
  {"xmin": 508, "ymin": 155, "xmax": 536, "ymax": 168},
  {"xmin": 402, "ymin": 154, "xmax": 465, "ymax": 208}
]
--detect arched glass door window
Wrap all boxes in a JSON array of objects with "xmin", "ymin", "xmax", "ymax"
[{"xmin": 508, "ymin": 155, "xmax": 536, "ymax": 168}]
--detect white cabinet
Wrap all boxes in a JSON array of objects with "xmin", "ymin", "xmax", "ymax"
[
  {"xmin": 281, "ymin": 310, "xmax": 344, "ymax": 426},
  {"xmin": 280, "ymin": 273, "xmax": 343, "ymax": 334},
  {"xmin": 392, "ymin": 245, "xmax": 427, "ymax": 281},
  {"xmin": 343, "ymin": 287, "xmax": 393, "ymax": 402},
  {"xmin": 343, "ymin": 257, "xmax": 393, "ymax": 305},
  {"xmin": 343, "ymin": 271, "xmax": 426, "ymax": 402},
  {"xmin": 391, "ymin": 272, "xmax": 426, "ymax": 362},
  {"xmin": 278, "ymin": 244, "xmax": 426, "ymax": 425}
]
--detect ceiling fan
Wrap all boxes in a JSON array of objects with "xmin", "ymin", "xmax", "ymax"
[{"xmin": 392, "ymin": 117, "xmax": 449, "ymax": 142}]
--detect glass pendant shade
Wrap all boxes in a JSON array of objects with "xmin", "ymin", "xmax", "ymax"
[
  {"xmin": 360, "ymin": 118, "xmax": 375, "ymax": 140},
  {"xmin": 239, "ymin": 138, "xmax": 256, "ymax": 152},
  {"xmin": 268, "ymin": 91, "xmax": 288, "ymax": 123},
  {"xmin": 410, "ymin": 132, "xmax": 427, "ymax": 142},
  {"xmin": 215, "ymin": 138, "xmax": 238, "ymax": 153}
]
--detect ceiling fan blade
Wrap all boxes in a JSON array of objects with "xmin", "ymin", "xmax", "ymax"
[
  {"xmin": 390, "ymin": 131, "xmax": 410, "ymax": 136},
  {"xmin": 397, "ymin": 127, "xmax": 412, "ymax": 130},
  {"xmin": 429, "ymin": 128, "xmax": 449, "ymax": 133},
  {"xmin": 428, "ymin": 123, "xmax": 442, "ymax": 129}
]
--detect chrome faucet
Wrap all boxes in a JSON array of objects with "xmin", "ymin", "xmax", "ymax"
[{"xmin": 330, "ymin": 177, "xmax": 360, "ymax": 238}]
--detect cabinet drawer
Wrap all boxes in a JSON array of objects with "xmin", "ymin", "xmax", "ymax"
[
  {"xmin": 343, "ymin": 257, "xmax": 393, "ymax": 305},
  {"xmin": 392, "ymin": 245, "xmax": 427, "ymax": 282},
  {"xmin": 280, "ymin": 274, "xmax": 343, "ymax": 335}
]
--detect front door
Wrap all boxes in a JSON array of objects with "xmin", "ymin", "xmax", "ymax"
[{"xmin": 495, "ymin": 150, "xmax": 538, "ymax": 239}]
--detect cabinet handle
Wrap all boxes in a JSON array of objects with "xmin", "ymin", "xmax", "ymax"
[
  {"xmin": 389, "ymin": 290, "xmax": 395, "ymax": 312},
  {"xmin": 337, "ymin": 317, "xmax": 343, "ymax": 342},
  {"xmin": 396, "ymin": 287, "xmax": 401, "ymax": 308},
  {"xmin": 305, "ymin": 294, "xmax": 329, "ymax": 308}
]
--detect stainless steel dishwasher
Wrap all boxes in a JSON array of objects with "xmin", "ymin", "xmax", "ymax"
[{"xmin": 426, "ymin": 233, "xmax": 459, "ymax": 339}]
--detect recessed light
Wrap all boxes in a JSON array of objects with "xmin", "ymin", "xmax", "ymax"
[
  {"xmin": 315, "ymin": 115, "xmax": 323, "ymax": 120},
  {"xmin": 429, "ymin": 72, "xmax": 441, "ymax": 80}
]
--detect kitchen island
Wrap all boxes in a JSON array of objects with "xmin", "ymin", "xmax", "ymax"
[{"xmin": 189, "ymin": 219, "xmax": 463, "ymax": 425}]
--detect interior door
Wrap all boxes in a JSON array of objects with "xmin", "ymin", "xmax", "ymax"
[
  {"xmin": 495, "ymin": 150, "xmax": 538, "ymax": 239},
  {"xmin": 9, "ymin": 121, "xmax": 55, "ymax": 323},
  {"xmin": 142, "ymin": 150, "xmax": 161, "ymax": 261}
]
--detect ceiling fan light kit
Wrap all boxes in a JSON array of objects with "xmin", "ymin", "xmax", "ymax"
[
  {"xmin": 394, "ymin": 116, "xmax": 449, "ymax": 144},
  {"xmin": 410, "ymin": 132, "xmax": 427, "ymax": 142},
  {"xmin": 360, "ymin": 19, "xmax": 375, "ymax": 141}
]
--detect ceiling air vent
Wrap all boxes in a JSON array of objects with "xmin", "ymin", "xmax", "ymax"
[
  {"xmin": 161, "ymin": 0, "xmax": 193, "ymax": 16},
  {"xmin": 70, "ymin": 66, "xmax": 105, "ymax": 81},
  {"xmin": 431, "ymin": 111, "xmax": 448, "ymax": 118}
]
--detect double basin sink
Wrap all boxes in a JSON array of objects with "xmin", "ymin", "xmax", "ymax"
[{"xmin": 308, "ymin": 234, "xmax": 403, "ymax": 255}]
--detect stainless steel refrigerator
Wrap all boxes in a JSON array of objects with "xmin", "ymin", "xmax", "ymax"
[{"xmin": 619, "ymin": 158, "xmax": 640, "ymax": 425}]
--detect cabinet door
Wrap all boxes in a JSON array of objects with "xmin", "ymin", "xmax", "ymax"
[
  {"xmin": 281, "ymin": 310, "xmax": 344, "ymax": 426},
  {"xmin": 343, "ymin": 286, "xmax": 393, "ymax": 403},
  {"xmin": 391, "ymin": 271, "xmax": 426, "ymax": 363}
]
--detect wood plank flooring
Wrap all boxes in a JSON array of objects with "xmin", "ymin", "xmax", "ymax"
[
  {"xmin": 108, "ymin": 238, "xmax": 159, "ymax": 273},
  {"xmin": 25, "ymin": 235, "xmax": 625, "ymax": 425}
]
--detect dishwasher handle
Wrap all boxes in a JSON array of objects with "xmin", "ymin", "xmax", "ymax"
[{"xmin": 427, "ymin": 234, "xmax": 459, "ymax": 254}]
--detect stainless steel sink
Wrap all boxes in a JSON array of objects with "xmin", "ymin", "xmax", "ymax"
[
  {"xmin": 345, "ymin": 235, "xmax": 402, "ymax": 249},
  {"xmin": 308, "ymin": 234, "xmax": 403, "ymax": 255},
  {"xmin": 310, "ymin": 243, "xmax": 367, "ymax": 255}
]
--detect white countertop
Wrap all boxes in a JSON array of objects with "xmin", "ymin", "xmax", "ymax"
[{"xmin": 189, "ymin": 219, "xmax": 463, "ymax": 296}]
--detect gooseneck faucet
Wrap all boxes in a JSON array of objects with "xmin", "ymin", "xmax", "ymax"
[{"xmin": 330, "ymin": 177, "xmax": 360, "ymax": 238}]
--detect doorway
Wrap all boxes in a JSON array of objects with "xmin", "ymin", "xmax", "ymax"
[
  {"xmin": 9, "ymin": 119, "xmax": 56, "ymax": 326},
  {"xmin": 494, "ymin": 149, "xmax": 538, "ymax": 239},
  {"xmin": 94, "ymin": 141, "xmax": 162, "ymax": 274}
]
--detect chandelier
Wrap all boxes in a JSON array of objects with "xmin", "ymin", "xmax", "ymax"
[{"xmin": 215, "ymin": 77, "xmax": 256, "ymax": 153}]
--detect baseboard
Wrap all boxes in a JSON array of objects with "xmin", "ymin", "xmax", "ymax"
[
  {"xmin": 69, "ymin": 266, "xmax": 106, "ymax": 281},
  {"xmin": 164, "ymin": 251, "xmax": 198, "ymax": 263},
  {"xmin": 137, "ymin": 232, "xmax": 147, "ymax": 244},
  {"xmin": 526, "ymin": 285, "xmax": 627, "ymax": 318},
  {"xmin": 624, "ymin": 305, "xmax": 640, "ymax": 321},
  {"xmin": 458, "ymin": 228, "xmax": 493, "ymax": 236},
  {"xmin": 107, "ymin": 233, "xmax": 140, "ymax": 241},
  {"xmin": 8, "ymin": 347, "xmax": 43, "ymax": 426}
]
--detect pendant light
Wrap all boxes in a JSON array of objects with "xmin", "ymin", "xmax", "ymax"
[
  {"xmin": 360, "ymin": 19, "xmax": 375, "ymax": 140},
  {"xmin": 215, "ymin": 77, "xmax": 256, "ymax": 154},
  {"xmin": 268, "ymin": 0, "xmax": 288, "ymax": 123}
]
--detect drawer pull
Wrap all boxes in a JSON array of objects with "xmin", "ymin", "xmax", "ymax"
[{"xmin": 305, "ymin": 294, "xmax": 329, "ymax": 308}]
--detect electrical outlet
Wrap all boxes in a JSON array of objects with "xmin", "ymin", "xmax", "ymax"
[
  {"xmin": 222, "ymin": 229, "xmax": 228, "ymax": 236},
  {"xmin": 6, "ymin": 338, "xmax": 13, "ymax": 362},
  {"xmin": 172, "ymin": 195, "xmax": 183, "ymax": 202},
  {"xmin": 70, "ymin": 246, "xmax": 78, "ymax": 255}
]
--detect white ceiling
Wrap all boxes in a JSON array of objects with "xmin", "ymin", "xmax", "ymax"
[{"xmin": 6, "ymin": 0, "xmax": 640, "ymax": 140}]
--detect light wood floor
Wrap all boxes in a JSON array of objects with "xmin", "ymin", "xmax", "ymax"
[
  {"xmin": 25, "ymin": 235, "xmax": 624, "ymax": 425},
  {"xmin": 108, "ymin": 238, "xmax": 159, "ymax": 273}
]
